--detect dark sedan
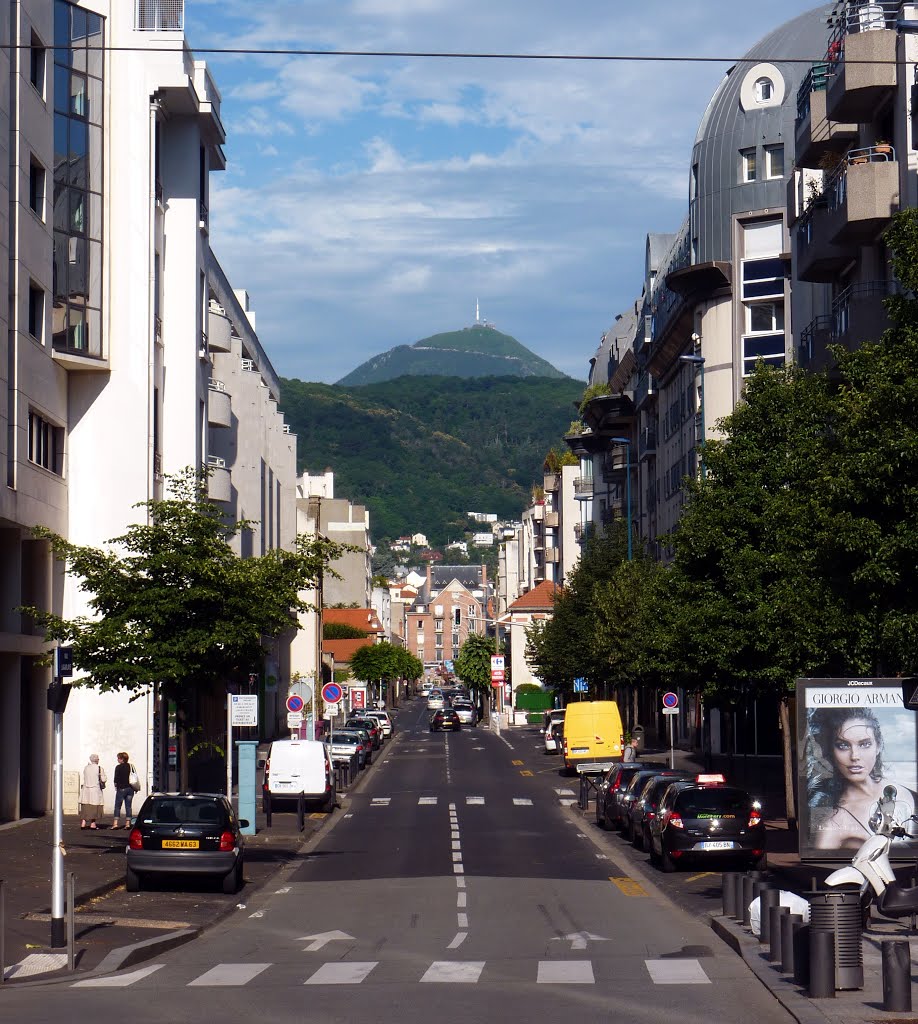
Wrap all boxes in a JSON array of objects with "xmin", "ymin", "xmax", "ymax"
[
  {"xmin": 345, "ymin": 717, "xmax": 381, "ymax": 750},
  {"xmin": 596, "ymin": 764, "xmax": 658, "ymax": 831},
  {"xmin": 126, "ymin": 793, "xmax": 247, "ymax": 894},
  {"xmin": 624, "ymin": 771, "xmax": 693, "ymax": 850},
  {"xmin": 430, "ymin": 708, "xmax": 462, "ymax": 732}
]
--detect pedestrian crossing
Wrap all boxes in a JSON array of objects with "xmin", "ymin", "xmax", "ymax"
[
  {"xmin": 368, "ymin": 794, "xmax": 573, "ymax": 808},
  {"xmin": 71, "ymin": 958, "xmax": 711, "ymax": 988}
]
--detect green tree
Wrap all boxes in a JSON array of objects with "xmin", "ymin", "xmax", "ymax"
[
  {"xmin": 324, "ymin": 623, "xmax": 369, "ymax": 640},
  {"xmin": 349, "ymin": 641, "xmax": 421, "ymax": 706},
  {"xmin": 454, "ymin": 632, "xmax": 496, "ymax": 695}
]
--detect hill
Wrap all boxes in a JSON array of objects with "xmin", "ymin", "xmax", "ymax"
[
  {"xmin": 336, "ymin": 325, "xmax": 566, "ymax": 385},
  {"xmin": 278, "ymin": 374, "xmax": 585, "ymax": 545}
]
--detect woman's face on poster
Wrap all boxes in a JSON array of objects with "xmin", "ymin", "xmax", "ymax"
[{"xmin": 831, "ymin": 718, "xmax": 879, "ymax": 783}]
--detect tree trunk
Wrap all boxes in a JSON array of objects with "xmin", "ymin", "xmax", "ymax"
[{"xmin": 780, "ymin": 697, "xmax": 797, "ymax": 830}]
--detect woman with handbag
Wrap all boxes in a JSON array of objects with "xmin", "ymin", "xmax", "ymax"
[
  {"xmin": 80, "ymin": 753, "xmax": 106, "ymax": 829},
  {"xmin": 112, "ymin": 751, "xmax": 139, "ymax": 829}
]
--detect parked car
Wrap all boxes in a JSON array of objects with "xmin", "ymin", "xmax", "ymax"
[
  {"xmin": 327, "ymin": 729, "xmax": 369, "ymax": 770},
  {"xmin": 427, "ymin": 692, "xmax": 445, "ymax": 710},
  {"xmin": 543, "ymin": 709, "xmax": 566, "ymax": 753},
  {"xmin": 125, "ymin": 793, "xmax": 247, "ymax": 894},
  {"xmin": 363, "ymin": 709, "xmax": 394, "ymax": 738},
  {"xmin": 452, "ymin": 700, "xmax": 477, "ymax": 726},
  {"xmin": 344, "ymin": 717, "xmax": 381, "ymax": 750},
  {"xmin": 341, "ymin": 725, "xmax": 373, "ymax": 765},
  {"xmin": 624, "ymin": 771, "xmax": 693, "ymax": 849},
  {"xmin": 430, "ymin": 708, "xmax": 461, "ymax": 732},
  {"xmin": 595, "ymin": 763, "xmax": 650, "ymax": 830},
  {"xmin": 649, "ymin": 774, "xmax": 766, "ymax": 872},
  {"xmin": 263, "ymin": 739, "xmax": 337, "ymax": 812},
  {"xmin": 614, "ymin": 767, "xmax": 670, "ymax": 833}
]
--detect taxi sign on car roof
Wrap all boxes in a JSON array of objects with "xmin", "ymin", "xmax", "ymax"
[{"xmin": 695, "ymin": 773, "xmax": 726, "ymax": 785}]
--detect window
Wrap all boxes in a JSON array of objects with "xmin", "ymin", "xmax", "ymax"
[
  {"xmin": 28, "ymin": 410, "xmax": 62, "ymax": 473},
  {"xmin": 454, "ymin": 607, "xmax": 461, "ymax": 626},
  {"xmin": 741, "ymin": 148, "xmax": 757, "ymax": 183},
  {"xmin": 747, "ymin": 302, "xmax": 784, "ymax": 334},
  {"xmin": 765, "ymin": 144, "xmax": 784, "ymax": 179},
  {"xmin": 30, "ymin": 33, "xmax": 46, "ymax": 95},
  {"xmin": 754, "ymin": 77, "xmax": 774, "ymax": 103},
  {"xmin": 741, "ymin": 258, "xmax": 784, "ymax": 300},
  {"xmin": 435, "ymin": 618, "xmax": 443, "ymax": 633},
  {"xmin": 29, "ymin": 160, "xmax": 45, "ymax": 218},
  {"xmin": 28, "ymin": 284, "xmax": 44, "ymax": 339}
]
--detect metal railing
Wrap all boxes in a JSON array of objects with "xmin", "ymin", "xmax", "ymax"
[
  {"xmin": 826, "ymin": 1, "xmax": 900, "ymax": 68},
  {"xmin": 153, "ymin": 315, "xmax": 162, "ymax": 343},
  {"xmin": 832, "ymin": 279, "xmax": 900, "ymax": 336},
  {"xmin": 208, "ymin": 378, "xmax": 225, "ymax": 392},
  {"xmin": 206, "ymin": 454, "xmax": 226, "ymax": 469},
  {"xmin": 199, "ymin": 201, "xmax": 209, "ymax": 230},
  {"xmin": 134, "ymin": 0, "xmax": 183, "ymax": 31},
  {"xmin": 796, "ymin": 62, "xmax": 831, "ymax": 122},
  {"xmin": 573, "ymin": 476, "xmax": 594, "ymax": 496}
]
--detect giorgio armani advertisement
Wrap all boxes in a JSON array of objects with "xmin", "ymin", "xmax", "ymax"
[{"xmin": 798, "ymin": 678, "xmax": 918, "ymax": 861}]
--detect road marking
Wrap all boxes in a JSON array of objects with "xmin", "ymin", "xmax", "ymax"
[
  {"xmin": 457, "ymin": 913, "xmax": 468, "ymax": 928},
  {"xmin": 559, "ymin": 800, "xmax": 576, "ymax": 807},
  {"xmin": 298, "ymin": 930, "xmax": 354, "ymax": 952},
  {"xmin": 421, "ymin": 961, "xmax": 485, "ymax": 983},
  {"xmin": 453, "ymin": 864, "xmax": 465, "ymax": 874},
  {"xmin": 309, "ymin": 812, "xmax": 326, "ymax": 819},
  {"xmin": 519, "ymin": 770, "xmax": 534, "ymax": 777},
  {"xmin": 594, "ymin": 854, "xmax": 608, "ymax": 860},
  {"xmin": 552, "ymin": 932, "xmax": 608, "ymax": 951},
  {"xmin": 447, "ymin": 932, "xmax": 468, "ymax": 949},
  {"xmin": 537, "ymin": 961, "xmax": 595, "ymax": 984},
  {"xmin": 188, "ymin": 963, "xmax": 271, "ymax": 986},
  {"xmin": 457, "ymin": 892, "xmax": 467, "ymax": 907},
  {"xmin": 466, "ymin": 796, "xmax": 484, "ymax": 805},
  {"xmin": 275, "ymin": 887, "xmax": 290, "ymax": 894},
  {"xmin": 418, "ymin": 796, "xmax": 437, "ymax": 805},
  {"xmin": 512, "ymin": 759, "xmax": 523, "ymax": 765},
  {"xmin": 555, "ymin": 789, "xmax": 575, "ymax": 796},
  {"xmin": 685, "ymin": 871, "xmax": 717, "ymax": 883},
  {"xmin": 73, "ymin": 964, "xmax": 164, "ymax": 987},
  {"xmin": 248, "ymin": 910, "xmax": 265, "ymax": 918},
  {"xmin": 452, "ymin": 841, "xmax": 462, "ymax": 850},
  {"xmin": 305, "ymin": 962, "xmax": 378, "ymax": 985},
  {"xmin": 452, "ymin": 852, "xmax": 462, "ymax": 862},
  {"xmin": 371, "ymin": 798, "xmax": 390, "ymax": 807},
  {"xmin": 456, "ymin": 877, "xmax": 466, "ymax": 889},
  {"xmin": 645, "ymin": 959, "xmax": 710, "ymax": 985},
  {"xmin": 513, "ymin": 798, "xmax": 533, "ymax": 806},
  {"xmin": 611, "ymin": 877, "xmax": 649, "ymax": 897}
]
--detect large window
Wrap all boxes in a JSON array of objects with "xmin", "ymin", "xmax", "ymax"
[
  {"xmin": 28, "ymin": 410, "xmax": 63, "ymax": 473},
  {"xmin": 741, "ymin": 221, "xmax": 786, "ymax": 376},
  {"xmin": 53, "ymin": 1, "xmax": 104, "ymax": 358},
  {"xmin": 741, "ymin": 148, "xmax": 757, "ymax": 183},
  {"xmin": 765, "ymin": 144, "xmax": 784, "ymax": 179}
]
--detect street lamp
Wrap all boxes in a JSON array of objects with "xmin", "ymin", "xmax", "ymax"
[
  {"xmin": 609, "ymin": 436, "xmax": 632, "ymax": 561},
  {"xmin": 679, "ymin": 353, "xmax": 706, "ymax": 479}
]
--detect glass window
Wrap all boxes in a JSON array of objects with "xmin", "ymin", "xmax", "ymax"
[
  {"xmin": 54, "ymin": 64, "xmax": 70, "ymax": 114},
  {"xmin": 68, "ymin": 119, "xmax": 87, "ymax": 187},
  {"xmin": 54, "ymin": 1, "xmax": 71, "ymax": 65},
  {"xmin": 29, "ymin": 161, "xmax": 45, "ymax": 218},
  {"xmin": 28, "ymin": 285, "xmax": 44, "ymax": 339},
  {"xmin": 747, "ymin": 301, "xmax": 784, "ymax": 334},
  {"xmin": 765, "ymin": 144, "xmax": 784, "ymax": 179},
  {"xmin": 30, "ymin": 35, "xmax": 46, "ymax": 95},
  {"xmin": 741, "ymin": 148, "xmax": 757, "ymax": 183},
  {"xmin": 742, "ymin": 334, "xmax": 785, "ymax": 375},
  {"xmin": 742, "ymin": 258, "xmax": 784, "ymax": 300},
  {"xmin": 754, "ymin": 77, "xmax": 774, "ymax": 103},
  {"xmin": 28, "ymin": 411, "xmax": 61, "ymax": 473},
  {"xmin": 70, "ymin": 72, "xmax": 86, "ymax": 117}
]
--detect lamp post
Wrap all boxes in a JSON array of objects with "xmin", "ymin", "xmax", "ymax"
[
  {"xmin": 679, "ymin": 353, "xmax": 706, "ymax": 479},
  {"xmin": 609, "ymin": 436, "xmax": 632, "ymax": 561}
]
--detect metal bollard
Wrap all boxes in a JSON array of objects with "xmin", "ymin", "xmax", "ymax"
[
  {"xmin": 793, "ymin": 922, "xmax": 810, "ymax": 987},
  {"xmin": 722, "ymin": 872, "xmax": 739, "ymax": 918},
  {"xmin": 769, "ymin": 904, "xmax": 788, "ymax": 963},
  {"xmin": 753, "ymin": 881, "xmax": 772, "ymax": 938},
  {"xmin": 882, "ymin": 939, "xmax": 912, "ymax": 1013},
  {"xmin": 809, "ymin": 929, "xmax": 836, "ymax": 998},
  {"xmin": 67, "ymin": 872, "xmax": 75, "ymax": 972},
  {"xmin": 732, "ymin": 873, "xmax": 745, "ymax": 921},
  {"xmin": 297, "ymin": 791, "xmax": 305, "ymax": 832},
  {"xmin": 781, "ymin": 913, "xmax": 803, "ymax": 974},
  {"xmin": 760, "ymin": 887, "xmax": 779, "ymax": 943},
  {"xmin": 742, "ymin": 874, "xmax": 756, "ymax": 926}
]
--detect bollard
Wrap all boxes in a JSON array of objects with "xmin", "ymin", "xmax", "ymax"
[
  {"xmin": 809, "ymin": 929, "xmax": 836, "ymax": 998},
  {"xmin": 793, "ymin": 922, "xmax": 810, "ymax": 987},
  {"xmin": 297, "ymin": 791, "xmax": 305, "ymax": 833},
  {"xmin": 0, "ymin": 878, "xmax": 5, "ymax": 985},
  {"xmin": 264, "ymin": 789, "xmax": 272, "ymax": 828},
  {"xmin": 882, "ymin": 939, "xmax": 912, "ymax": 1013},
  {"xmin": 760, "ymin": 887, "xmax": 779, "ymax": 943},
  {"xmin": 732, "ymin": 873, "xmax": 745, "ymax": 921},
  {"xmin": 769, "ymin": 904, "xmax": 788, "ymax": 963},
  {"xmin": 782, "ymin": 913, "xmax": 803, "ymax": 974},
  {"xmin": 722, "ymin": 872, "xmax": 739, "ymax": 918},
  {"xmin": 66, "ymin": 872, "xmax": 75, "ymax": 972},
  {"xmin": 742, "ymin": 875, "xmax": 756, "ymax": 926}
]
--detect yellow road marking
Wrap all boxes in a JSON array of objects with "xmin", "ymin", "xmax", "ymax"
[
  {"xmin": 519, "ymin": 770, "xmax": 534, "ymax": 777},
  {"xmin": 610, "ymin": 876, "xmax": 649, "ymax": 897},
  {"xmin": 511, "ymin": 760, "xmax": 524, "ymax": 766},
  {"xmin": 685, "ymin": 872, "xmax": 717, "ymax": 883},
  {"xmin": 309, "ymin": 812, "xmax": 328, "ymax": 819}
]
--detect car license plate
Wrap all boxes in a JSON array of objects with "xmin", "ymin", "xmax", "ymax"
[
  {"xmin": 572, "ymin": 747, "xmax": 589, "ymax": 754},
  {"xmin": 162, "ymin": 839, "xmax": 199, "ymax": 849},
  {"xmin": 697, "ymin": 840, "xmax": 734, "ymax": 850}
]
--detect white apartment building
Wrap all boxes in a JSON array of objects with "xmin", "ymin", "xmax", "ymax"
[{"xmin": 0, "ymin": 0, "xmax": 295, "ymax": 821}]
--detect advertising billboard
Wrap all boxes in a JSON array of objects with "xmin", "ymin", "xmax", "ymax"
[{"xmin": 798, "ymin": 678, "xmax": 918, "ymax": 860}]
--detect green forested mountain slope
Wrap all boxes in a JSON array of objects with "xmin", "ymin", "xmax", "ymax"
[
  {"xmin": 279, "ymin": 374, "xmax": 585, "ymax": 544},
  {"xmin": 337, "ymin": 325, "xmax": 566, "ymax": 385}
]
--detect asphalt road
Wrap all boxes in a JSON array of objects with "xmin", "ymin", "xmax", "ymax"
[{"xmin": 1, "ymin": 699, "xmax": 793, "ymax": 1023}]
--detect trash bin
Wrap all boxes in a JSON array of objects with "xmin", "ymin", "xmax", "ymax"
[
  {"xmin": 807, "ymin": 890, "xmax": 863, "ymax": 990},
  {"xmin": 631, "ymin": 725, "xmax": 645, "ymax": 753}
]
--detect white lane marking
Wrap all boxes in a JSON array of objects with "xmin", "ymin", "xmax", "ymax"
[
  {"xmin": 457, "ymin": 891, "xmax": 467, "ymax": 907},
  {"xmin": 371, "ymin": 798, "xmax": 390, "ymax": 806},
  {"xmin": 248, "ymin": 910, "xmax": 265, "ymax": 918},
  {"xmin": 555, "ymin": 789, "xmax": 575, "ymax": 796},
  {"xmin": 452, "ymin": 852, "xmax": 462, "ymax": 862},
  {"xmin": 466, "ymin": 796, "xmax": 484, "ymax": 805},
  {"xmin": 275, "ymin": 887, "xmax": 290, "ymax": 894},
  {"xmin": 456, "ymin": 877, "xmax": 466, "ymax": 889},
  {"xmin": 449, "ymin": 803, "xmax": 457, "ymax": 810},
  {"xmin": 447, "ymin": 932, "xmax": 468, "ymax": 949},
  {"xmin": 454, "ymin": 864, "xmax": 465, "ymax": 874},
  {"xmin": 418, "ymin": 796, "xmax": 437, "ymax": 805},
  {"xmin": 595, "ymin": 854, "xmax": 609, "ymax": 860},
  {"xmin": 343, "ymin": 813, "xmax": 353, "ymax": 818},
  {"xmin": 559, "ymin": 800, "xmax": 576, "ymax": 807},
  {"xmin": 73, "ymin": 964, "xmax": 164, "ymax": 988},
  {"xmin": 472, "ymin": 746, "xmax": 485, "ymax": 750},
  {"xmin": 421, "ymin": 961, "xmax": 484, "ymax": 983},
  {"xmin": 457, "ymin": 913, "xmax": 468, "ymax": 928},
  {"xmin": 452, "ymin": 840, "xmax": 462, "ymax": 850},
  {"xmin": 513, "ymin": 798, "xmax": 533, "ymax": 806},
  {"xmin": 645, "ymin": 959, "xmax": 710, "ymax": 985},
  {"xmin": 305, "ymin": 962, "xmax": 378, "ymax": 985},
  {"xmin": 188, "ymin": 963, "xmax": 271, "ymax": 987},
  {"xmin": 538, "ymin": 961, "xmax": 595, "ymax": 984}
]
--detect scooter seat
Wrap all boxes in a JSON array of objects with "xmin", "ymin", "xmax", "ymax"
[{"xmin": 877, "ymin": 883, "xmax": 918, "ymax": 918}]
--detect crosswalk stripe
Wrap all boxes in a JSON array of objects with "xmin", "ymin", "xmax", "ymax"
[
  {"xmin": 188, "ymin": 963, "xmax": 271, "ymax": 986},
  {"xmin": 418, "ymin": 796, "xmax": 437, "ymax": 805},
  {"xmin": 537, "ymin": 961, "xmax": 595, "ymax": 984},
  {"xmin": 421, "ymin": 961, "xmax": 485, "ymax": 983},
  {"xmin": 466, "ymin": 796, "xmax": 484, "ymax": 805},
  {"xmin": 73, "ymin": 964, "xmax": 164, "ymax": 987},
  {"xmin": 513, "ymin": 798, "xmax": 533, "ymax": 805},
  {"xmin": 644, "ymin": 959, "xmax": 710, "ymax": 984},
  {"xmin": 371, "ymin": 798, "xmax": 390, "ymax": 806},
  {"xmin": 305, "ymin": 962, "xmax": 378, "ymax": 985}
]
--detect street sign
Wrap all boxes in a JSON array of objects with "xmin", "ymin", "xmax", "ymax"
[
  {"xmin": 573, "ymin": 677, "xmax": 588, "ymax": 693},
  {"xmin": 490, "ymin": 656, "xmax": 505, "ymax": 672},
  {"xmin": 321, "ymin": 682, "xmax": 343, "ymax": 704},
  {"xmin": 662, "ymin": 708, "xmax": 679, "ymax": 716},
  {"xmin": 231, "ymin": 694, "xmax": 258, "ymax": 727},
  {"xmin": 286, "ymin": 712, "xmax": 304, "ymax": 728},
  {"xmin": 324, "ymin": 704, "xmax": 339, "ymax": 717},
  {"xmin": 55, "ymin": 646, "xmax": 73, "ymax": 679},
  {"xmin": 902, "ymin": 678, "xmax": 918, "ymax": 710},
  {"xmin": 662, "ymin": 692, "xmax": 679, "ymax": 709},
  {"xmin": 350, "ymin": 688, "xmax": 366, "ymax": 710},
  {"xmin": 286, "ymin": 693, "xmax": 305, "ymax": 714}
]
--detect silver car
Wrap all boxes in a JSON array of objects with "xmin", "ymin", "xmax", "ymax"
[{"xmin": 452, "ymin": 701, "xmax": 477, "ymax": 726}]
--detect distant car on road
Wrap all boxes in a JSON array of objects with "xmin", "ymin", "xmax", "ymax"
[
  {"xmin": 344, "ymin": 717, "xmax": 381, "ymax": 750},
  {"xmin": 430, "ymin": 708, "xmax": 461, "ymax": 732},
  {"xmin": 327, "ymin": 729, "xmax": 369, "ymax": 770},
  {"xmin": 452, "ymin": 700, "xmax": 477, "ymax": 726},
  {"xmin": 595, "ymin": 763, "xmax": 649, "ymax": 830},
  {"xmin": 543, "ymin": 709, "xmax": 565, "ymax": 753},
  {"xmin": 624, "ymin": 771, "xmax": 693, "ymax": 849}
]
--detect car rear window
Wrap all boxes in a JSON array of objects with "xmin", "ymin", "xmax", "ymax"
[
  {"xmin": 674, "ymin": 788, "xmax": 751, "ymax": 817},
  {"xmin": 144, "ymin": 799, "xmax": 226, "ymax": 825}
]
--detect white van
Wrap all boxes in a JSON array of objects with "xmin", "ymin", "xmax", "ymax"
[{"xmin": 264, "ymin": 739, "xmax": 336, "ymax": 812}]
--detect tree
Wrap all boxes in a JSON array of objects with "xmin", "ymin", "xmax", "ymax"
[
  {"xmin": 349, "ymin": 641, "xmax": 422, "ymax": 706},
  {"xmin": 324, "ymin": 623, "xmax": 369, "ymax": 640},
  {"xmin": 454, "ymin": 632, "xmax": 496, "ymax": 694}
]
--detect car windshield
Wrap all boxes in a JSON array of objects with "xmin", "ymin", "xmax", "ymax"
[
  {"xmin": 142, "ymin": 799, "xmax": 225, "ymax": 825},
  {"xmin": 332, "ymin": 734, "xmax": 358, "ymax": 745},
  {"xmin": 675, "ymin": 789, "xmax": 751, "ymax": 816},
  {"xmin": 626, "ymin": 772, "xmax": 660, "ymax": 795}
]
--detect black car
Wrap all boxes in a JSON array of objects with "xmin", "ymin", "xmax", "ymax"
[
  {"xmin": 595, "ymin": 763, "xmax": 650, "ymax": 830},
  {"xmin": 624, "ymin": 771, "xmax": 693, "ymax": 850},
  {"xmin": 610, "ymin": 767, "xmax": 668, "ymax": 833},
  {"xmin": 430, "ymin": 708, "xmax": 461, "ymax": 732},
  {"xmin": 345, "ymin": 717, "xmax": 382, "ymax": 750},
  {"xmin": 126, "ymin": 793, "xmax": 247, "ymax": 894},
  {"xmin": 649, "ymin": 775, "xmax": 766, "ymax": 872}
]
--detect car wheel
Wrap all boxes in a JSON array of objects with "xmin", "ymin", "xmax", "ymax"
[
  {"xmin": 222, "ymin": 859, "xmax": 243, "ymax": 895},
  {"xmin": 631, "ymin": 824, "xmax": 644, "ymax": 850},
  {"xmin": 661, "ymin": 847, "xmax": 678, "ymax": 873},
  {"xmin": 125, "ymin": 864, "xmax": 141, "ymax": 892},
  {"xmin": 648, "ymin": 841, "xmax": 661, "ymax": 866}
]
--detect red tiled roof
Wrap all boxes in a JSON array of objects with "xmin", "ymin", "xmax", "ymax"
[
  {"xmin": 323, "ymin": 638, "xmax": 375, "ymax": 664},
  {"xmin": 322, "ymin": 608, "xmax": 384, "ymax": 632},
  {"xmin": 508, "ymin": 580, "xmax": 561, "ymax": 612}
]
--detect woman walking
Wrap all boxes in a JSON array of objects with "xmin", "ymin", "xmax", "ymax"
[
  {"xmin": 112, "ymin": 752, "xmax": 135, "ymax": 829},
  {"xmin": 80, "ymin": 753, "xmax": 106, "ymax": 829}
]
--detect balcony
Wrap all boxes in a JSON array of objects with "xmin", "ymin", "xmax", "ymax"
[
  {"xmin": 638, "ymin": 426, "xmax": 657, "ymax": 461},
  {"xmin": 832, "ymin": 279, "xmax": 897, "ymax": 352},
  {"xmin": 797, "ymin": 314, "xmax": 834, "ymax": 369},
  {"xmin": 796, "ymin": 199, "xmax": 849, "ymax": 282},
  {"xmin": 824, "ymin": 146, "xmax": 899, "ymax": 244},
  {"xmin": 208, "ymin": 303, "xmax": 232, "ymax": 352},
  {"xmin": 573, "ymin": 476, "xmax": 593, "ymax": 500},
  {"xmin": 826, "ymin": 7, "xmax": 898, "ymax": 123},
  {"xmin": 545, "ymin": 547, "xmax": 560, "ymax": 564},
  {"xmin": 207, "ymin": 378, "xmax": 231, "ymax": 428},
  {"xmin": 206, "ymin": 455, "xmax": 231, "ymax": 502},
  {"xmin": 794, "ymin": 62, "xmax": 858, "ymax": 168},
  {"xmin": 543, "ymin": 473, "xmax": 559, "ymax": 492},
  {"xmin": 544, "ymin": 511, "xmax": 560, "ymax": 528}
]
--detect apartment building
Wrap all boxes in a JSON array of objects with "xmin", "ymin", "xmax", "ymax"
[
  {"xmin": 0, "ymin": 0, "xmax": 295, "ymax": 820},
  {"xmin": 407, "ymin": 564, "xmax": 488, "ymax": 670}
]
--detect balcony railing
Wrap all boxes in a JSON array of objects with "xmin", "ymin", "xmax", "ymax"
[
  {"xmin": 832, "ymin": 278, "xmax": 899, "ymax": 336},
  {"xmin": 153, "ymin": 315, "xmax": 163, "ymax": 344},
  {"xmin": 199, "ymin": 201, "xmax": 209, "ymax": 231},
  {"xmin": 208, "ymin": 377, "xmax": 226, "ymax": 392},
  {"xmin": 796, "ymin": 61, "xmax": 830, "ymax": 122},
  {"xmin": 134, "ymin": 0, "xmax": 183, "ymax": 31},
  {"xmin": 826, "ymin": 0, "xmax": 899, "ymax": 69},
  {"xmin": 827, "ymin": 145, "xmax": 896, "ymax": 212},
  {"xmin": 573, "ymin": 476, "xmax": 593, "ymax": 496},
  {"xmin": 798, "ymin": 314, "xmax": 833, "ymax": 366}
]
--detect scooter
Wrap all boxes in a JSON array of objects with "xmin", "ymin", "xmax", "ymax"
[{"xmin": 825, "ymin": 785, "xmax": 918, "ymax": 918}]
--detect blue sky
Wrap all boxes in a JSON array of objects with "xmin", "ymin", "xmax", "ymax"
[{"xmin": 186, "ymin": 1, "xmax": 824, "ymax": 384}]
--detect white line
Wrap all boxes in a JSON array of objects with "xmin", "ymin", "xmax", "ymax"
[
  {"xmin": 449, "ymin": 803, "xmax": 457, "ymax": 810},
  {"xmin": 457, "ymin": 913, "xmax": 468, "ymax": 928},
  {"xmin": 188, "ymin": 964, "xmax": 271, "ymax": 987},
  {"xmin": 456, "ymin": 877, "xmax": 466, "ymax": 889},
  {"xmin": 73, "ymin": 964, "xmax": 165, "ymax": 988},
  {"xmin": 447, "ymin": 932, "xmax": 468, "ymax": 949},
  {"xmin": 645, "ymin": 959, "xmax": 710, "ymax": 985},
  {"xmin": 554, "ymin": 789, "xmax": 575, "ymax": 796},
  {"xmin": 453, "ymin": 864, "xmax": 465, "ymax": 874},
  {"xmin": 457, "ymin": 891, "xmax": 467, "ymax": 906},
  {"xmin": 418, "ymin": 796, "xmax": 437, "ymax": 805},
  {"xmin": 537, "ymin": 961, "xmax": 595, "ymax": 984},
  {"xmin": 559, "ymin": 800, "xmax": 576, "ymax": 807},
  {"xmin": 305, "ymin": 962, "xmax": 378, "ymax": 985},
  {"xmin": 371, "ymin": 798, "xmax": 390, "ymax": 806},
  {"xmin": 452, "ymin": 852, "xmax": 462, "ymax": 862},
  {"xmin": 452, "ymin": 840, "xmax": 462, "ymax": 850},
  {"xmin": 421, "ymin": 961, "xmax": 484, "ymax": 983},
  {"xmin": 466, "ymin": 796, "xmax": 484, "ymax": 805},
  {"xmin": 513, "ymin": 798, "xmax": 533, "ymax": 806}
]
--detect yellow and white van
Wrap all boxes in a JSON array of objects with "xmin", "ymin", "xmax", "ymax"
[{"xmin": 562, "ymin": 700, "xmax": 623, "ymax": 773}]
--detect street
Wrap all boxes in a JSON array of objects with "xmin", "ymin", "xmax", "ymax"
[{"xmin": 1, "ymin": 700, "xmax": 793, "ymax": 1023}]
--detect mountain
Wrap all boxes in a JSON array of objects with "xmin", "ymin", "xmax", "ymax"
[
  {"xmin": 336, "ymin": 325, "xmax": 567, "ymax": 385},
  {"xmin": 278, "ymin": 374, "xmax": 585, "ymax": 545}
]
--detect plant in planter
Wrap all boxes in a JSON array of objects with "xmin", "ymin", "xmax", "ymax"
[{"xmin": 874, "ymin": 139, "xmax": 893, "ymax": 157}]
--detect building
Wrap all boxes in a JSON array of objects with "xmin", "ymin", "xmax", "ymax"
[
  {"xmin": 407, "ymin": 564, "xmax": 489, "ymax": 669},
  {"xmin": 502, "ymin": 580, "xmax": 559, "ymax": 704}
]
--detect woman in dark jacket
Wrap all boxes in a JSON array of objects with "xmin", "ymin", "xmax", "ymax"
[{"xmin": 112, "ymin": 752, "xmax": 134, "ymax": 829}]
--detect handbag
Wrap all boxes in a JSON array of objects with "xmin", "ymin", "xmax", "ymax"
[
  {"xmin": 98, "ymin": 765, "xmax": 106, "ymax": 790},
  {"xmin": 129, "ymin": 764, "xmax": 141, "ymax": 792}
]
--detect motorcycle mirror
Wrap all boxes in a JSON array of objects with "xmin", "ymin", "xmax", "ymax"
[
  {"xmin": 869, "ymin": 808, "xmax": 883, "ymax": 833},
  {"xmin": 883, "ymin": 785, "xmax": 898, "ymax": 802}
]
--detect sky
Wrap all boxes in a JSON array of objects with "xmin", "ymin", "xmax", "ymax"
[{"xmin": 184, "ymin": 1, "xmax": 823, "ymax": 384}]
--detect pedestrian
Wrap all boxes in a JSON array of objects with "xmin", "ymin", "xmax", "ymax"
[
  {"xmin": 80, "ymin": 753, "xmax": 106, "ymax": 829},
  {"xmin": 622, "ymin": 737, "xmax": 639, "ymax": 762},
  {"xmin": 112, "ymin": 751, "xmax": 136, "ymax": 829}
]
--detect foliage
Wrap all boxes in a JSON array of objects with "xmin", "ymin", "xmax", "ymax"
[
  {"xmin": 454, "ymin": 632, "xmax": 498, "ymax": 690},
  {"xmin": 578, "ymin": 381, "xmax": 612, "ymax": 415},
  {"xmin": 323, "ymin": 623, "xmax": 369, "ymax": 640},
  {"xmin": 543, "ymin": 447, "xmax": 578, "ymax": 473},
  {"xmin": 349, "ymin": 641, "xmax": 423, "ymax": 683}
]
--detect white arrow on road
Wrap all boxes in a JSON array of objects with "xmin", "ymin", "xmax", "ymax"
[
  {"xmin": 552, "ymin": 932, "xmax": 609, "ymax": 951},
  {"xmin": 297, "ymin": 930, "xmax": 355, "ymax": 952}
]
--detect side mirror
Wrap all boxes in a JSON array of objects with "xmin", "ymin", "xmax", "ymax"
[{"xmin": 884, "ymin": 785, "xmax": 898, "ymax": 802}]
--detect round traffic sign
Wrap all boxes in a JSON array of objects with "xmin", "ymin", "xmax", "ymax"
[
  {"xmin": 321, "ymin": 682, "xmax": 343, "ymax": 704},
  {"xmin": 662, "ymin": 691, "xmax": 679, "ymax": 709},
  {"xmin": 286, "ymin": 693, "xmax": 305, "ymax": 714}
]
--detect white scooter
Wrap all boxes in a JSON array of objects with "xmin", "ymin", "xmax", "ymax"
[{"xmin": 825, "ymin": 785, "xmax": 918, "ymax": 918}]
